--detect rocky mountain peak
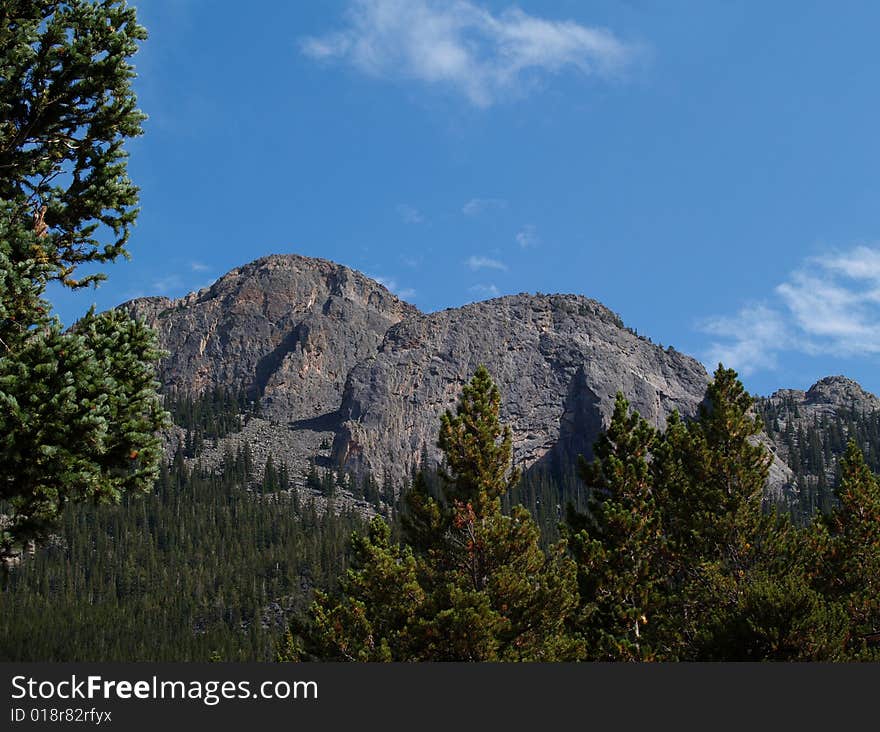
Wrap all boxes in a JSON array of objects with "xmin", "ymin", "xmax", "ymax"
[
  {"xmin": 121, "ymin": 252, "xmax": 418, "ymax": 418},
  {"xmin": 118, "ymin": 252, "xmax": 879, "ymax": 506},
  {"xmin": 333, "ymin": 289, "xmax": 710, "ymax": 483},
  {"xmin": 804, "ymin": 375, "xmax": 880, "ymax": 410}
]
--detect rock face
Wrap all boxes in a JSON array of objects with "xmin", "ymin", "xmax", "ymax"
[
  {"xmin": 333, "ymin": 293, "xmax": 710, "ymax": 483},
  {"xmin": 803, "ymin": 375, "xmax": 880, "ymax": 413},
  {"xmin": 121, "ymin": 254, "xmax": 418, "ymax": 426},
  {"xmin": 760, "ymin": 376, "xmax": 880, "ymax": 496},
  {"xmin": 122, "ymin": 256, "xmax": 712, "ymax": 487},
  {"xmin": 763, "ymin": 376, "xmax": 880, "ymax": 442},
  {"xmin": 124, "ymin": 252, "xmax": 880, "ymax": 503}
]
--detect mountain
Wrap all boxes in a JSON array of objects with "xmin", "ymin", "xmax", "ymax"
[
  {"xmin": 333, "ymin": 292, "xmax": 709, "ymax": 484},
  {"xmin": 121, "ymin": 253, "xmax": 880, "ymax": 506},
  {"xmin": 758, "ymin": 376, "xmax": 880, "ymax": 516},
  {"xmin": 122, "ymin": 254, "xmax": 709, "ymax": 487},
  {"xmin": 123, "ymin": 254, "xmax": 418, "ymax": 418}
]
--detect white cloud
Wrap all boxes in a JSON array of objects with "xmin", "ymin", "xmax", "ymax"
[
  {"xmin": 369, "ymin": 274, "xmax": 416, "ymax": 300},
  {"xmin": 190, "ymin": 261, "xmax": 211, "ymax": 272},
  {"xmin": 462, "ymin": 197, "xmax": 508, "ymax": 216},
  {"xmin": 776, "ymin": 272, "xmax": 870, "ymax": 343},
  {"xmin": 699, "ymin": 305, "xmax": 790, "ymax": 376},
  {"xmin": 516, "ymin": 224, "xmax": 539, "ymax": 248},
  {"xmin": 371, "ymin": 274, "xmax": 397, "ymax": 289},
  {"xmin": 466, "ymin": 255, "xmax": 507, "ymax": 271},
  {"xmin": 152, "ymin": 274, "xmax": 184, "ymax": 295},
  {"xmin": 469, "ymin": 283, "xmax": 500, "ymax": 298},
  {"xmin": 301, "ymin": 0, "xmax": 636, "ymax": 107},
  {"xmin": 699, "ymin": 244, "xmax": 880, "ymax": 375},
  {"xmin": 397, "ymin": 204, "xmax": 424, "ymax": 224},
  {"xmin": 814, "ymin": 245, "xmax": 880, "ymax": 281}
]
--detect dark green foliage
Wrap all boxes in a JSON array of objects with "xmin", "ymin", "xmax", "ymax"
[
  {"xmin": 436, "ymin": 365, "xmax": 519, "ymax": 508},
  {"xmin": 294, "ymin": 519, "xmax": 423, "ymax": 661},
  {"xmin": 567, "ymin": 392, "xmax": 663, "ymax": 660},
  {"xmin": 164, "ymin": 386, "xmax": 252, "ymax": 456},
  {"xmin": 320, "ymin": 469, "xmax": 335, "ymax": 499},
  {"xmin": 294, "ymin": 365, "xmax": 583, "ymax": 661},
  {"xmin": 699, "ymin": 545, "xmax": 848, "ymax": 660},
  {"xmin": 812, "ymin": 440, "xmax": 880, "ymax": 658},
  {"xmin": 0, "ymin": 307, "xmax": 167, "ymax": 559},
  {"xmin": 505, "ymin": 464, "xmax": 585, "ymax": 547},
  {"xmin": 0, "ymin": 453, "xmax": 364, "ymax": 661},
  {"xmin": 288, "ymin": 364, "xmax": 880, "ymax": 662},
  {"xmin": 649, "ymin": 366, "xmax": 848, "ymax": 660},
  {"xmin": 0, "ymin": 0, "xmax": 146, "ymax": 285},
  {"xmin": 669, "ymin": 366, "xmax": 772, "ymax": 556},
  {"xmin": 1, "ymin": 1, "xmax": 166, "ymax": 562},
  {"xmin": 261, "ymin": 455, "xmax": 281, "ymax": 494},
  {"xmin": 7, "ymin": 359, "xmax": 880, "ymax": 662}
]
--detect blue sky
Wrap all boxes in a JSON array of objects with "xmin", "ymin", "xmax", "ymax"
[{"xmin": 49, "ymin": 0, "xmax": 880, "ymax": 397}]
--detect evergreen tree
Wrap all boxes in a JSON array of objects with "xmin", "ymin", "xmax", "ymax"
[
  {"xmin": 297, "ymin": 519, "xmax": 424, "ymax": 661},
  {"xmin": 816, "ymin": 440, "xmax": 880, "ymax": 657},
  {"xmin": 320, "ymin": 469, "xmax": 335, "ymax": 499},
  {"xmin": 306, "ymin": 461, "xmax": 321, "ymax": 493},
  {"xmin": 675, "ymin": 366, "xmax": 771, "ymax": 556},
  {"xmin": 1, "ymin": 307, "xmax": 167, "ymax": 560},
  {"xmin": 651, "ymin": 366, "xmax": 844, "ymax": 660},
  {"xmin": 1, "ymin": 455, "xmax": 363, "ymax": 661},
  {"xmin": 296, "ymin": 365, "xmax": 582, "ymax": 661},
  {"xmin": 567, "ymin": 392, "xmax": 663, "ymax": 660},
  {"xmin": 0, "ymin": 1, "xmax": 166, "ymax": 562},
  {"xmin": 262, "ymin": 455, "xmax": 279, "ymax": 494}
]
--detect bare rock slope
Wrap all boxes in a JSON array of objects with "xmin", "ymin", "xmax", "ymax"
[
  {"xmin": 333, "ymin": 293, "xmax": 710, "ymax": 484},
  {"xmin": 123, "ymin": 254, "xmax": 715, "ymax": 488},
  {"xmin": 123, "ymin": 254, "xmax": 418, "ymax": 426}
]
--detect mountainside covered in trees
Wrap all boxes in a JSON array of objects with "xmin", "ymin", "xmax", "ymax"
[
  {"xmin": 8, "ymin": 253, "xmax": 880, "ymax": 662},
  {"xmin": 759, "ymin": 376, "xmax": 880, "ymax": 519},
  {"xmin": 121, "ymin": 253, "xmax": 880, "ymax": 507}
]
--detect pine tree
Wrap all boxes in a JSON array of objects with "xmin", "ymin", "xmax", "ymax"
[
  {"xmin": 680, "ymin": 366, "xmax": 771, "ymax": 554},
  {"xmin": 262, "ymin": 455, "xmax": 278, "ymax": 494},
  {"xmin": 0, "ymin": 1, "xmax": 166, "ymax": 562},
  {"xmin": 1, "ymin": 307, "xmax": 167, "ymax": 560},
  {"xmin": 418, "ymin": 365, "xmax": 580, "ymax": 660},
  {"xmin": 306, "ymin": 461, "xmax": 321, "ymax": 493},
  {"xmin": 817, "ymin": 440, "xmax": 880, "ymax": 657},
  {"xmin": 651, "ymin": 366, "xmax": 845, "ymax": 660},
  {"xmin": 295, "ymin": 365, "xmax": 582, "ymax": 661},
  {"xmin": 296, "ymin": 519, "xmax": 424, "ymax": 661},
  {"xmin": 567, "ymin": 392, "xmax": 663, "ymax": 660},
  {"xmin": 320, "ymin": 469, "xmax": 335, "ymax": 499}
]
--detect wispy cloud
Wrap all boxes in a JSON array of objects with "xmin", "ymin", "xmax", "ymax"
[
  {"xmin": 397, "ymin": 204, "xmax": 424, "ymax": 224},
  {"xmin": 370, "ymin": 274, "xmax": 416, "ymax": 300},
  {"xmin": 469, "ymin": 283, "xmax": 500, "ymax": 298},
  {"xmin": 699, "ymin": 245, "xmax": 880, "ymax": 375},
  {"xmin": 466, "ymin": 255, "xmax": 507, "ymax": 271},
  {"xmin": 190, "ymin": 261, "xmax": 211, "ymax": 273},
  {"xmin": 152, "ymin": 274, "xmax": 184, "ymax": 295},
  {"xmin": 462, "ymin": 197, "xmax": 508, "ymax": 216},
  {"xmin": 516, "ymin": 224, "xmax": 539, "ymax": 249},
  {"xmin": 700, "ymin": 305, "xmax": 790, "ymax": 376},
  {"xmin": 300, "ymin": 0, "xmax": 637, "ymax": 107}
]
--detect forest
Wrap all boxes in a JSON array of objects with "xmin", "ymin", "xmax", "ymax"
[
  {"xmin": 2, "ymin": 1, "xmax": 879, "ymax": 664},
  {"xmin": 3, "ymin": 364, "xmax": 880, "ymax": 662},
  {"xmin": 0, "ymin": 443, "xmax": 365, "ymax": 661}
]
